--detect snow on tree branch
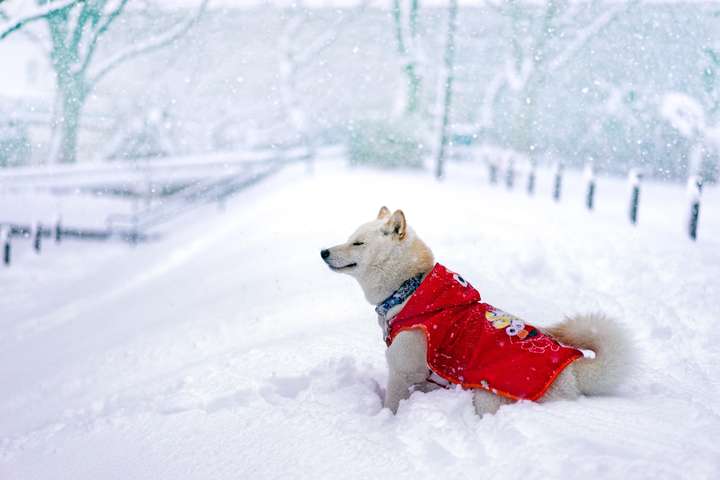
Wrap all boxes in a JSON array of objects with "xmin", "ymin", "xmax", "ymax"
[
  {"xmin": 0, "ymin": 0, "xmax": 80, "ymax": 40},
  {"xmin": 661, "ymin": 92, "xmax": 720, "ymax": 148},
  {"xmin": 76, "ymin": 0, "xmax": 130, "ymax": 74},
  {"xmin": 88, "ymin": 0, "xmax": 209, "ymax": 86},
  {"xmin": 479, "ymin": 71, "xmax": 507, "ymax": 127},
  {"xmin": 548, "ymin": 1, "xmax": 638, "ymax": 72},
  {"xmin": 505, "ymin": 58, "xmax": 533, "ymax": 92},
  {"xmin": 660, "ymin": 92, "xmax": 705, "ymax": 138},
  {"xmin": 291, "ymin": 1, "xmax": 368, "ymax": 68}
]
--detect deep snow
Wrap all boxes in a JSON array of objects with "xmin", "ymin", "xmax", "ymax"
[{"xmin": 1, "ymin": 161, "xmax": 719, "ymax": 479}]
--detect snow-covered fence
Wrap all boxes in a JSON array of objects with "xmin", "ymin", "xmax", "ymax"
[
  {"xmin": 553, "ymin": 163, "xmax": 563, "ymax": 202},
  {"xmin": 1, "ymin": 223, "xmax": 37, "ymax": 265},
  {"xmin": 488, "ymin": 162, "xmax": 498, "ymax": 184},
  {"xmin": 1, "ymin": 146, "xmax": 321, "ymax": 267},
  {"xmin": 1, "ymin": 225, "xmax": 9, "ymax": 265},
  {"xmin": 628, "ymin": 169, "xmax": 642, "ymax": 225},
  {"xmin": 687, "ymin": 176, "xmax": 702, "ymax": 241},
  {"xmin": 476, "ymin": 152, "xmax": 708, "ymax": 241},
  {"xmin": 585, "ymin": 164, "xmax": 596, "ymax": 211},
  {"xmin": 527, "ymin": 165, "xmax": 536, "ymax": 195},
  {"xmin": 0, "ymin": 220, "xmax": 150, "ymax": 266},
  {"xmin": 105, "ymin": 145, "xmax": 326, "ymax": 234},
  {"xmin": 105, "ymin": 159, "xmax": 284, "ymax": 234},
  {"xmin": 505, "ymin": 159, "xmax": 515, "ymax": 190},
  {"xmin": 0, "ymin": 149, "xmax": 309, "ymax": 196},
  {"xmin": 33, "ymin": 221, "xmax": 43, "ymax": 252}
]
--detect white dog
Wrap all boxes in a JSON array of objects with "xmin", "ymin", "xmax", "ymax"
[{"xmin": 321, "ymin": 207, "xmax": 633, "ymax": 416}]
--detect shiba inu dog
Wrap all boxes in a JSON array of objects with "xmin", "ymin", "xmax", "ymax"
[{"xmin": 321, "ymin": 206, "xmax": 632, "ymax": 416}]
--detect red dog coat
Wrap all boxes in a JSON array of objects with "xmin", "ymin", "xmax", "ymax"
[{"xmin": 386, "ymin": 263, "xmax": 583, "ymax": 401}]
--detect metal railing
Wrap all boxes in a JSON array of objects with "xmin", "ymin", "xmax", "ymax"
[{"xmin": 0, "ymin": 146, "xmax": 317, "ymax": 266}]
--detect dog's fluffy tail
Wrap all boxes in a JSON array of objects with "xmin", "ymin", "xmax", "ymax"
[{"xmin": 546, "ymin": 312, "xmax": 633, "ymax": 396}]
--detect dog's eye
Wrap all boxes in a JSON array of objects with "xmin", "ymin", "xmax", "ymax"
[{"xmin": 352, "ymin": 241, "xmax": 364, "ymax": 246}]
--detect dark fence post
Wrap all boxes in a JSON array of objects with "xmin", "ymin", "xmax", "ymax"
[
  {"xmin": 527, "ymin": 162, "xmax": 536, "ymax": 195},
  {"xmin": 553, "ymin": 163, "xmax": 563, "ymax": 202},
  {"xmin": 488, "ymin": 161, "xmax": 498, "ymax": 185},
  {"xmin": 585, "ymin": 164, "xmax": 595, "ymax": 210},
  {"xmin": 128, "ymin": 210, "xmax": 141, "ymax": 246},
  {"xmin": 1, "ymin": 226, "xmax": 10, "ymax": 266},
  {"xmin": 55, "ymin": 216, "xmax": 63, "ymax": 243},
  {"xmin": 687, "ymin": 175, "xmax": 702, "ymax": 241},
  {"xmin": 505, "ymin": 158, "xmax": 515, "ymax": 190},
  {"xmin": 34, "ymin": 222, "xmax": 43, "ymax": 253},
  {"xmin": 628, "ymin": 169, "xmax": 642, "ymax": 225}
]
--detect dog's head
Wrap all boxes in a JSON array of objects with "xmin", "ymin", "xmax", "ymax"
[{"xmin": 321, "ymin": 206, "xmax": 434, "ymax": 305}]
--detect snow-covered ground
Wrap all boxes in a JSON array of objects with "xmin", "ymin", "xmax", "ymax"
[{"xmin": 1, "ymin": 161, "xmax": 719, "ymax": 479}]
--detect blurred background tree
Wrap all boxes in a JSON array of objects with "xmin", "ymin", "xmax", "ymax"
[{"xmin": 0, "ymin": 0, "xmax": 207, "ymax": 164}]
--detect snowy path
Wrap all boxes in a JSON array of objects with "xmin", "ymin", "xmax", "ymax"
[{"xmin": 1, "ymin": 163, "xmax": 719, "ymax": 479}]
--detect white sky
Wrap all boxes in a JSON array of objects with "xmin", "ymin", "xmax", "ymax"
[
  {"xmin": 158, "ymin": 0, "xmax": 720, "ymax": 6},
  {"xmin": 158, "ymin": 0, "xmax": 484, "ymax": 8}
]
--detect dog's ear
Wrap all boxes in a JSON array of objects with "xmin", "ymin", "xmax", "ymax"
[
  {"xmin": 384, "ymin": 209, "xmax": 407, "ymax": 240},
  {"xmin": 377, "ymin": 206, "xmax": 390, "ymax": 219}
]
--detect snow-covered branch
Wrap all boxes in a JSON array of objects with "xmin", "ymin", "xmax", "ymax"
[
  {"xmin": 548, "ymin": 1, "xmax": 636, "ymax": 72},
  {"xmin": 479, "ymin": 70, "xmax": 507, "ymax": 127},
  {"xmin": 503, "ymin": 0, "xmax": 633, "ymax": 91},
  {"xmin": 291, "ymin": 1, "xmax": 368, "ymax": 68},
  {"xmin": 661, "ymin": 92, "xmax": 720, "ymax": 149},
  {"xmin": 505, "ymin": 58, "xmax": 533, "ymax": 92},
  {"xmin": 88, "ymin": 0, "xmax": 208, "ymax": 86},
  {"xmin": 0, "ymin": 0, "xmax": 80, "ymax": 40},
  {"xmin": 434, "ymin": 0, "xmax": 459, "ymax": 179},
  {"xmin": 77, "ymin": 0, "xmax": 130, "ymax": 74}
]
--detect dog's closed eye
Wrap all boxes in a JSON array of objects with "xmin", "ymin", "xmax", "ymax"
[{"xmin": 352, "ymin": 241, "xmax": 365, "ymax": 246}]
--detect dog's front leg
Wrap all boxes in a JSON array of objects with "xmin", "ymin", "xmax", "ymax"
[
  {"xmin": 384, "ymin": 329, "xmax": 428, "ymax": 413},
  {"xmin": 384, "ymin": 370, "xmax": 420, "ymax": 413}
]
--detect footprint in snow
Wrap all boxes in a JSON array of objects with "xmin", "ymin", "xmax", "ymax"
[
  {"xmin": 256, "ymin": 357, "xmax": 384, "ymax": 414},
  {"xmin": 259, "ymin": 374, "xmax": 312, "ymax": 404},
  {"xmin": 157, "ymin": 392, "xmax": 205, "ymax": 415}
]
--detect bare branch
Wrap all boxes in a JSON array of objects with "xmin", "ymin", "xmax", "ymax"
[
  {"xmin": 77, "ymin": 0, "xmax": 129, "ymax": 74},
  {"xmin": 68, "ymin": 1, "xmax": 92, "ymax": 54},
  {"xmin": 0, "ymin": 0, "xmax": 80, "ymax": 40},
  {"xmin": 88, "ymin": 0, "xmax": 208, "ymax": 87},
  {"xmin": 292, "ymin": 1, "xmax": 368, "ymax": 68},
  {"xmin": 391, "ymin": 0, "xmax": 406, "ymax": 56},
  {"xmin": 479, "ymin": 70, "xmax": 507, "ymax": 127},
  {"xmin": 548, "ymin": 1, "xmax": 638, "ymax": 72}
]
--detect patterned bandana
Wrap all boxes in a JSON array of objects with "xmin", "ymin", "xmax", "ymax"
[{"xmin": 375, "ymin": 272, "xmax": 425, "ymax": 322}]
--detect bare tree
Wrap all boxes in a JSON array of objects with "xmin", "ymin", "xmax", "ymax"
[
  {"xmin": 0, "ymin": 0, "xmax": 79, "ymax": 40},
  {"xmin": 1, "ymin": 0, "xmax": 208, "ymax": 164},
  {"xmin": 482, "ymin": 0, "xmax": 636, "ymax": 154},
  {"xmin": 392, "ymin": 0, "xmax": 423, "ymax": 116},
  {"xmin": 434, "ymin": 0, "xmax": 458, "ymax": 179},
  {"xmin": 278, "ymin": 0, "xmax": 367, "ymax": 169}
]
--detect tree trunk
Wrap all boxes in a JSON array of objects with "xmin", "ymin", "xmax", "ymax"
[
  {"xmin": 279, "ymin": 34, "xmax": 313, "ymax": 172},
  {"xmin": 511, "ymin": 82, "xmax": 539, "ymax": 154},
  {"xmin": 405, "ymin": 0, "xmax": 421, "ymax": 114},
  {"xmin": 403, "ymin": 62, "xmax": 422, "ymax": 115},
  {"xmin": 393, "ymin": 0, "xmax": 423, "ymax": 116},
  {"xmin": 51, "ymin": 77, "xmax": 85, "ymax": 164},
  {"xmin": 434, "ymin": 0, "xmax": 458, "ymax": 179}
]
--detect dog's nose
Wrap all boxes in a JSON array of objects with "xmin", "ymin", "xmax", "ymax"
[{"xmin": 320, "ymin": 249, "xmax": 330, "ymax": 259}]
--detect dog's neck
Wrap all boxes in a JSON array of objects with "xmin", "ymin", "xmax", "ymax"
[
  {"xmin": 374, "ymin": 270, "xmax": 428, "ymax": 341},
  {"xmin": 359, "ymin": 234, "xmax": 434, "ymax": 305},
  {"xmin": 375, "ymin": 272, "xmax": 425, "ymax": 320}
]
